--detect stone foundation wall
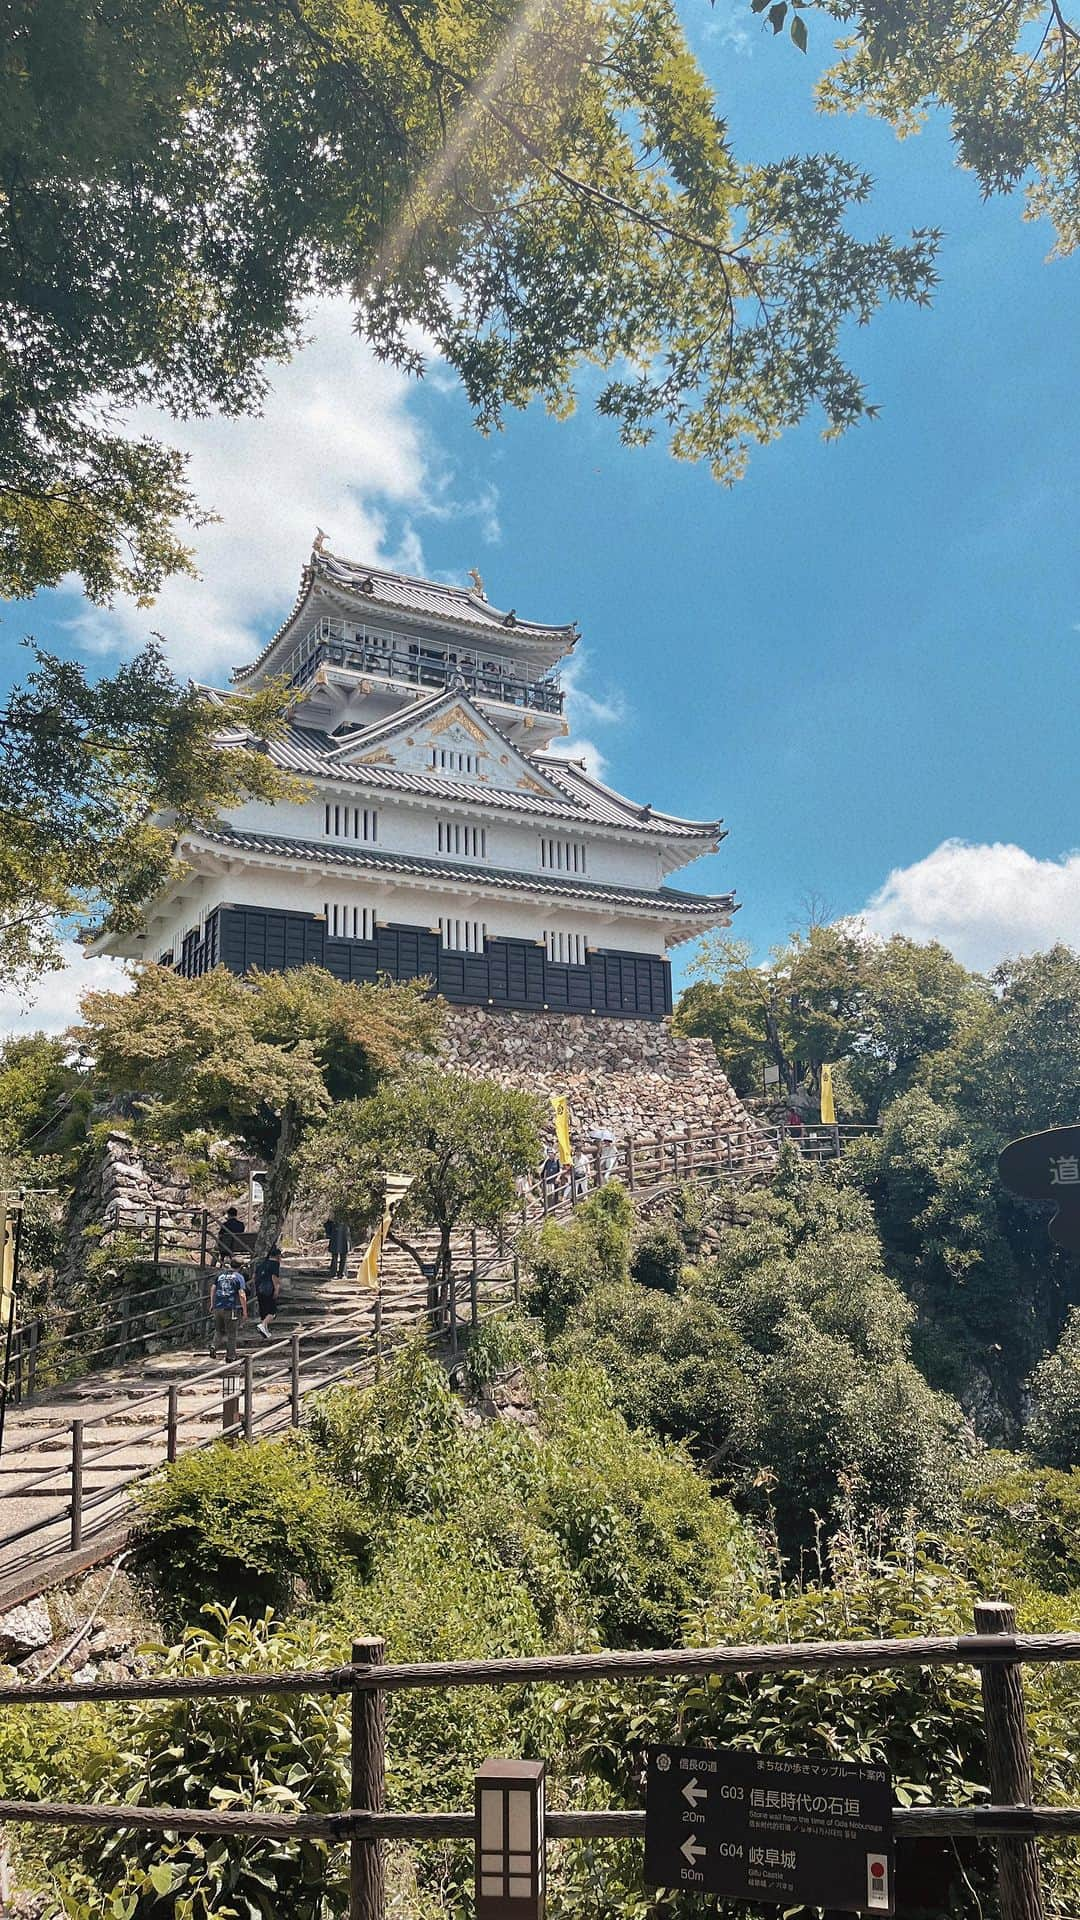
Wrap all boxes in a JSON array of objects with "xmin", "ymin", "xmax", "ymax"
[{"xmin": 439, "ymin": 1007, "xmax": 764, "ymax": 1149}]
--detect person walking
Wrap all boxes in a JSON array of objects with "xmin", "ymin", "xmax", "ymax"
[
  {"xmin": 253, "ymin": 1245, "xmax": 281, "ymax": 1338},
  {"xmin": 324, "ymin": 1217, "xmax": 350, "ymax": 1278},
  {"xmin": 540, "ymin": 1148, "xmax": 561, "ymax": 1209},
  {"xmin": 216, "ymin": 1205, "xmax": 245, "ymax": 1260},
  {"xmin": 208, "ymin": 1262, "xmax": 247, "ymax": 1363},
  {"xmin": 572, "ymin": 1147, "xmax": 590, "ymax": 1200}
]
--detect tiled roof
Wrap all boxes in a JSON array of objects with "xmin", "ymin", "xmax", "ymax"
[
  {"xmin": 187, "ymin": 826, "xmax": 734, "ymax": 922},
  {"xmin": 232, "ymin": 550, "xmax": 576, "ymax": 683},
  {"xmin": 314, "ymin": 552, "xmax": 577, "ymax": 640},
  {"xmin": 216, "ymin": 720, "xmax": 722, "ymax": 842}
]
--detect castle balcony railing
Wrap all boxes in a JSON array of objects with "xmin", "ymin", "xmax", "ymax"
[{"xmin": 284, "ymin": 621, "xmax": 565, "ymax": 716}]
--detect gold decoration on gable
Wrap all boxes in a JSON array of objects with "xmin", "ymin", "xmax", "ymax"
[
  {"xmin": 356, "ymin": 751, "xmax": 395, "ymax": 766},
  {"xmin": 517, "ymin": 775, "xmax": 550, "ymax": 795},
  {"xmin": 428, "ymin": 704, "xmax": 487, "ymax": 744}
]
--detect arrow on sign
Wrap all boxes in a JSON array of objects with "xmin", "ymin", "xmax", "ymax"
[
  {"xmin": 681, "ymin": 1838, "xmax": 706, "ymax": 1866},
  {"xmin": 681, "ymin": 1779, "xmax": 707, "ymax": 1809}
]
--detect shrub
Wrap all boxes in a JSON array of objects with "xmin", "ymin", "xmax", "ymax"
[
  {"xmin": 460, "ymin": 1311, "xmax": 546, "ymax": 1394},
  {"xmin": 524, "ymin": 1184, "xmax": 633, "ymax": 1335},
  {"xmin": 629, "ymin": 1218, "xmax": 683, "ymax": 1292},
  {"xmin": 55, "ymin": 1608, "xmax": 352, "ymax": 1920},
  {"xmin": 306, "ymin": 1343, "xmax": 463, "ymax": 1516},
  {"xmin": 957, "ymin": 1452, "xmax": 1080, "ymax": 1593},
  {"xmin": 133, "ymin": 1436, "xmax": 368, "ymax": 1620},
  {"xmin": 1027, "ymin": 1307, "xmax": 1080, "ymax": 1468}
]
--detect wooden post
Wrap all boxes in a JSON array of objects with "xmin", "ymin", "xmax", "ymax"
[
  {"xmin": 166, "ymin": 1384, "xmax": 178, "ymax": 1464},
  {"xmin": 470, "ymin": 1262, "xmax": 479, "ymax": 1328},
  {"xmin": 448, "ymin": 1264, "xmax": 459, "ymax": 1357},
  {"xmin": 199, "ymin": 1210, "xmax": 210, "ymax": 1268},
  {"xmin": 118, "ymin": 1290, "xmax": 131, "ymax": 1365},
  {"xmin": 373, "ymin": 1293, "xmax": 383, "ymax": 1382},
  {"xmin": 11, "ymin": 1331, "xmax": 22, "ymax": 1408},
  {"xmin": 974, "ymin": 1599, "xmax": 1045, "ymax": 1920},
  {"xmin": 626, "ymin": 1138, "xmax": 636, "ymax": 1193},
  {"xmin": 513, "ymin": 1254, "xmax": 521, "ymax": 1311},
  {"xmin": 243, "ymin": 1354, "xmax": 254, "ymax": 1442},
  {"xmin": 350, "ymin": 1636, "xmax": 386, "ymax": 1920},
  {"xmin": 27, "ymin": 1319, "xmax": 38, "ymax": 1398},
  {"xmin": 223, "ymin": 1373, "xmax": 239, "ymax": 1444},
  {"xmin": 291, "ymin": 1330, "xmax": 302, "ymax": 1425},
  {"xmin": 70, "ymin": 1420, "xmax": 83, "ymax": 1550},
  {"xmin": 153, "ymin": 1206, "xmax": 162, "ymax": 1269}
]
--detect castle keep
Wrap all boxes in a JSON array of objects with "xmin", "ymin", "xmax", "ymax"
[{"xmin": 90, "ymin": 547, "xmax": 736, "ymax": 1022}]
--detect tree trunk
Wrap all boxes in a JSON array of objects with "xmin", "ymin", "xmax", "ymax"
[
  {"xmin": 253, "ymin": 1103, "xmax": 301, "ymax": 1260},
  {"xmin": 437, "ymin": 1223, "xmax": 453, "ymax": 1331}
]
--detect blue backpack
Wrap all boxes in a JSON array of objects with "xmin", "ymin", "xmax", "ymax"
[{"xmin": 213, "ymin": 1269, "xmax": 244, "ymax": 1311}]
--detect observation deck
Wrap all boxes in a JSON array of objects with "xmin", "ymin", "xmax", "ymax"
[{"xmin": 284, "ymin": 619, "xmax": 565, "ymax": 717}]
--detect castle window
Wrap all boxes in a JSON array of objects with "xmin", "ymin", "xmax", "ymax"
[
  {"xmin": 324, "ymin": 803, "xmax": 378, "ymax": 842},
  {"xmin": 431, "ymin": 747, "xmax": 480, "ymax": 775},
  {"xmin": 437, "ymin": 821, "xmax": 487, "ymax": 860},
  {"xmin": 539, "ymin": 837, "xmax": 587, "ymax": 874},
  {"xmin": 439, "ymin": 917, "xmax": 487, "ymax": 954},
  {"xmin": 545, "ymin": 929, "xmax": 587, "ymax": 966},
  {"xmin": 324, "ymin": 902, "xmax": 376, "ymax": 940}
]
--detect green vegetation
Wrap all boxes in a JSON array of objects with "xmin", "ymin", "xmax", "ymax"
[
  {"xmin": 74, "ymin": 963, "xmax": 442, "ymax": 1251},
  {"xmin": 2, "ymin": 0, "xmax": 943, "ymax": 606},
  {"xmin": 8, "ymin": 934, "xmax": 1080, "ymax": 1913},
  {"xmin": 300, "ymin": 1067, "xmax": 543, "ymax": 1288},
  {"xmin": 0, "ymin": 644, "xmax": 294, "ymax": 993}
]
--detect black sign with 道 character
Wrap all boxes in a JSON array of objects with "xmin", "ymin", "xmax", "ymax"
[
  {"xmin": 999, "ymin": 1125, "xmax": 1080, "ymax": 1252},
  {"xmin": 644, "ymin": 1746, "xmax": 895, "ymax": 1914}
]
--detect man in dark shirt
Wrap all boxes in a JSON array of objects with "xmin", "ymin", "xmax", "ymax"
[{"xmin": 217, "ymin": 1206, "xmax": 245, "ymax": 1260}]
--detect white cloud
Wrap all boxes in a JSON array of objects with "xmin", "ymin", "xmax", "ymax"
[
  {"xmin": 0, "ymin": 945, "xmax": 130, "ymax": 1041},
  {"xmin": 557, "ymin": 648, "xmax": 629, "ymax": 779},
  {"xmin": 60, "ymin": 299, "xmax": 498, "ymax": 681},
  {"xmin": 858, "ymin": 839, "xmax": 1080, "ymax": 972}
]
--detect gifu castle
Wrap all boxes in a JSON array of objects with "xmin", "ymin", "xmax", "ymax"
[{"xmin": 91, "ymin": 545, "xmax": 735, "ymax": 1021}]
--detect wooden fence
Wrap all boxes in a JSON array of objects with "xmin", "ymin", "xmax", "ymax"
[{"xmin": 0, "ymin": 1602, "xmax": 1073, "ymax": 1920}]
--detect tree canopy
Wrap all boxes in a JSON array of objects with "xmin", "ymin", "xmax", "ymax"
[
  {"xmin": 2, "ymin": 0, "xmax": 939, "ymax": 603},
  {"xmin": 73, "ymin": 963, "xmax": 442, "ymax": 1251},
  {"xmin": 0, "ymin": 642, "xmax": 294, "ymax": 992},
  {"xmin": 300, "ymin": 1067, "xmax": 543, "ymax": 1281}
]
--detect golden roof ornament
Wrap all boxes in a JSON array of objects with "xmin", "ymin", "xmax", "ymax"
[
  {"xmin": 468, "ymin": 567, "xmax": 486, "ymax": 599},
  {"xmin": 313, "ymin": 527, "xmax": 328, "ymax": 554}
]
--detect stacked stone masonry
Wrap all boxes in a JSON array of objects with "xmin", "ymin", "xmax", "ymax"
[{"xmin": 439, "ymin": 1007, "xmax": 767, "ymax": 1153}]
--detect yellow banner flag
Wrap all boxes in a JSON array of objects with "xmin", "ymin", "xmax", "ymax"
[
  {"xmin": 820, "ymin": 1063, "xmax": 837, "ymax": 1127},
  {"xmin": 551, "ymin": 1094, "xmax": 573, "ymax": 1168},
  {"xmin": 358, "ymin": 1218, "xmax": 384, "ymax": 1289},
  {"xmin": 0, "ymin": 1207, "xmax": 15, "ymax": 1330}
]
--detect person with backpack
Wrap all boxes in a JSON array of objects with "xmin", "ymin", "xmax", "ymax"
[
  {"xmin": 253, "ymin": 1246, "xmax": 281, "ymax": 1338},
  {"xmin": 208, "ymin": 1263, "xmax": 247, "ymax": 1362}
]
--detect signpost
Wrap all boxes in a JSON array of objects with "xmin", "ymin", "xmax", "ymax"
[
  {"xmin": 644, "ymin": 1746, "xmax": 894, "ymax": 1915},
  {"xmin": 999, "ymin": 1126, "xmax": 1080, "ymax": 1251}
]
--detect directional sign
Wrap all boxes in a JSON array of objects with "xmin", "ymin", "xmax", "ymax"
[
  {"xmin": 999, "ymin": 1126, "xmax": 1080, "ymax": 1251},
  {"xmin": 644, "ymin": 1746, "xmax": 894, "ymax": 1915}
]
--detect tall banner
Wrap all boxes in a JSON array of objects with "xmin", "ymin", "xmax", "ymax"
[
  {"xmin": 0, "ymin": 1206, "xmax": 15, "ymax": 1330},
  {"xmin": 358, "ymin": 1175, "xmax": 414, "ymax": 1287},
  {"xmin": 551, "ymin": 1094, "xmax": 573, "ymax": 1168},
  {"xmin": 820, "ymin": 1064, "xmax": 837, "ymax": 1127}
]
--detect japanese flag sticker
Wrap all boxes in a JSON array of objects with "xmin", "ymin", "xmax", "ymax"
[{"xmin": 866, "ymin": 1854, "xmax": 890, "ymax": 1910}]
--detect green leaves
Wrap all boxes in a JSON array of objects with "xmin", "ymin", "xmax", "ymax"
[{"xmin": 1, "ymin": 0, "xmax": 939, "ymax": 603}]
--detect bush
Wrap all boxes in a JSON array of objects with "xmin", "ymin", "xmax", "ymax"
[
  {"xmin": 524, "ymin": 1184, "xmax": 633, "ymax": 1335},
  {"xmin": 55, "ymin": 1608, "xmax": 352, "ymax": 1920},
  {"xmin": 629, "ymin": 1218, "xmax": 683, "ymax": 1292},
  {"xmin": 957, "ymin": 1452, "xmax": 1080, "ymax": 1593},
  {"xmin": 460, "ymin": 1311, "xmax": 546, "ymax": 1394},
  {"xmin": 306, "ymin": 1343, "xmax": 463, "ymax": 1516},
  {"xmin": 133, "ymin": 1436, "xmax": 368, "ymax": 1620},
  {"xmin": 1028, "ymin": 1307, "xmax": 1080, "ymax": 1468}
]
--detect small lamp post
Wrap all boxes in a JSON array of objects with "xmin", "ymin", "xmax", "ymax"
[{"xmin": 475, "ymin": 1760, "xmax": 546, "ymax": 1920}]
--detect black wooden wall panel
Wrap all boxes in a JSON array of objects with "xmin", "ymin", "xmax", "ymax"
[{"xmin": 204, "ymin": 906, "xmax": 672, "ymax": 1019}]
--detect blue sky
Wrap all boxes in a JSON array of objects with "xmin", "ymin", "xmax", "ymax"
[{"xmin": 4, "ymin": 2, "xmax": 1079, "ymax": 1026}]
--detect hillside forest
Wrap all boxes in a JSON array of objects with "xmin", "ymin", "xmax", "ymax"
[{"xmin": 1, "ymin": 932, "xmax": 1080, "ymax": 1917}]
